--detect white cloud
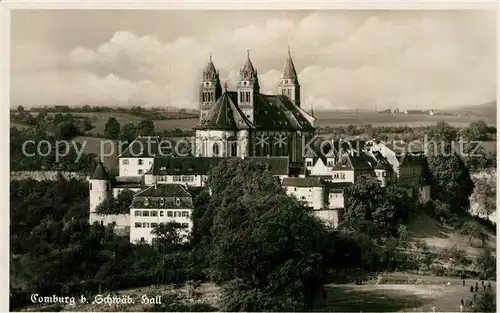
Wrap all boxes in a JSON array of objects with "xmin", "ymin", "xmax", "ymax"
[{"xmin": 10, "ymin": 11, "xmax": 496, "ymax": 110}]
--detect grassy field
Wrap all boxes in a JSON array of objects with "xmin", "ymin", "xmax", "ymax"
[
  {"xmin": 407, "ymin": 212, "xmax": 496, "ymax": 256},
  {"xmin": 29, "ymin": 111, "xmax": 496, "ymax": 134},
  {"xmin": 314, "ymin": 111, "xmax": 496, "ymax": 128},
  {"xmin": 321, "ymin": 276, "xmax": 495, "ymax": 312}
]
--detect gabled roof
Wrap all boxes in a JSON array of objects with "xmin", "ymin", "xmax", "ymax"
[
  {"xmin": 130, "ymin": 184, "xmax": 199, "ymax": 209},
  {"xmin": 133, "ymin": 184, "xmax": 193, "ymax": 198},
  {"xmin": 282, "ymin": 177, "xmax": 325, "ymax": 188},
  {"xmin": 119, "ymin": 136, "xmax": 160, "ymax": 158},
  {"xmin": 248, "ymin": 156, "xmax": 290, "ymax": 175},
  {"xmin": 197, "ymin": 92, "xmax": 252, "ymax": 130},
  {"xmin": 196, "ymin": 92, "xmax": 315, "ymax": 131},
  {"xmin": 333, "ymin": 152, "xmax": 374, "ymax": 171},
  {"xmin": 90, "ymin": 161, "xmax": 110, "ymax": 180},
  {"xmin": 304, "ymin": 149, "xmax": 316, "ymax": 158}
]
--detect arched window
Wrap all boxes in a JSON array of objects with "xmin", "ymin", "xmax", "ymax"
[
  {"xmin": 231, "ymin": 141, "xmax": 237, "ymax": 156},
  {"xmin": 213, "ymin": 143, "xmax": 220, "ymax": 156},
  {"xmin": 175, "ymin": 197, "xmax": 181, "ymax": 206}
]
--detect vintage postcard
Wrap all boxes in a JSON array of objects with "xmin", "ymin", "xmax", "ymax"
[{"xmin": 5, "ymin": 2, "xmax": 498, "ymax": 312}]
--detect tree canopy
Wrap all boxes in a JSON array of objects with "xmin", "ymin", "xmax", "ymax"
[{"xmin": 207, "ymin": 159, "xmax": 329, "ymax": 311}]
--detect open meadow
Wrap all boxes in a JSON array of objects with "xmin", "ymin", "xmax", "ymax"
[
  {"xmin": 322, "ymin": 276, "xmax": 495, "ymax": 312},
  {"xmin": 29, "ymin": 110, "xmax": 496, "ymax": 134}
]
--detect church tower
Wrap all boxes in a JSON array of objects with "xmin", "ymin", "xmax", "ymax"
[
  {"xmin": 200, "ymin": 54, "xmax": 222, "ymax": 123},
  {"xmin": 237, "ymin": 50, "xmax": 259, "ymax": 123},
  {"xmin": 278, "ymin": 47, "xmax": 300, "ymax": 107}
]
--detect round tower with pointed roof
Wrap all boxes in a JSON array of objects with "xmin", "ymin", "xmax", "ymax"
[
  {"xmin": 200, "ymin": 54, "xmax": 222, "ymax": 123},
  {"xmin": 89, "ymin": 160, "xmax": 112, "ymax": 214},
  {"xmin": 278, "ymin": 47, "xmax": 301, "ymax": 107},
  {"xmin": 237, "ymin": 50, "xmax": 259, "ymax": 123}
]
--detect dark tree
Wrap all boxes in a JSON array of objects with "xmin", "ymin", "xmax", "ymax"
[
  {"xmin": 120, "ymin": 123, "xmax": 138, "ymax": 143},
  {"xmin": 104, "ymin": 117, "xmax": 121, "ymax": 139},
  {"xmin": 136, "ymin": 119, "xmax": 155, "ymax": 136},
  {"xmin": 427, "ymin": 151, "xmax": 474, "ymax": 213},
  {"xmin": 208, "ymin": 158, "xmax": 328, "ymax": 311}
]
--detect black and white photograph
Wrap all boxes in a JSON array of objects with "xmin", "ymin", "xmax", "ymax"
[{"xmin": 6, "ymin": 4, "xmax": 498, "ymax": 312}]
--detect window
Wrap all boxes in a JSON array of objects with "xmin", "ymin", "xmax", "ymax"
[
  {"xmin": 167, "ymin": 211, "xmax": 173, "ymax": 217},
  {"xmin": 294, "ymin": 187, "xmax": 297, "ymax": 191},
  {"xmin": 182, "ymin": 211, "xmax": 189, "ymax": 217},
  {"xmin": 174, "ymin": 211, "xmax": 180, "ymax": 217},
  {"xmin": 140, "ymin": 237, "xmax": 145, "ymax": 242},
  {"xmin": 143, "ymin": 222, "xmax": 150, "ymax": 228},
  {"xmin": 135, "ymin": 223, "xmax": 142, "ymax": 228},
  {"xmin": 143, "ymin": 210, "xmax": 150, "ymax": 216},
  {"xmin": 160, "ymin": 211, "xmax": 164, "ymax": 217},
  {"xmin": 341, "ymin": 173, "xmax": 346, "ymax": 179},
  {"xmin": 301, "ymin": 196, "xmax": 305, "ymax": 200},
  {"xmin": 151, "ymin": 211, "xmax": 157, "ymax": 217},
  {"xmin": 138, "ymin": 169, "xmax": 143, "ymax": 175},
  {"xmin": 138, "ymin": 159, "xmax": 143, "ymax": 165},
  {"xmin": 173, "ymin": 176, "xmax": 181, "ymax": 182},
  {"xmin": 213, "ymin": 143, "xmax": 220, "ymax": 156},
  {"xmin": 182, "ymin": 176, "xmax": 194, "ymax": 182},
  {"xmin": 181, "ymin": 223, "xmax": 189, "ymax": 228},
  {"xmin": 231, "ymin": 142, "xmax": 237, "ymax": 156},
  {"xmin": 89, "ymin": 183, "xmax": 92, "ymax": 190},
  {"xmin": 122, "ymin": 159, "xmax": 129, "ymax": 165},
  {"xmin": 175, "ymin": 197, "xmax": 181, "ymax": 206},
  {"xmin": 135, "ymin": 211, "xmax": 141, "ymax": 217},
  {"xmin": 160, "ymin": 198, "xmax": 165, "ymax": 206},
  {"xmin": 306, "ymin": 160, "xmax": 313, "ymax": 166},
  {"xmin": 151, "ymin": 223, "xmax": 158, "ymax": 228},
  {"xmin": 144, "ymin": 198, "xmax": 149, "ymax": 207}
]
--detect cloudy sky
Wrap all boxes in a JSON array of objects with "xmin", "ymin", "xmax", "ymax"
[{"xmin": 10, "ymin": 10, "xmax": 497, "ymax": 110}]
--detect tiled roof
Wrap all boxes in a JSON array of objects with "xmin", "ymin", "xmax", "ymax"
[
  {"xmin": 282, "ymin": 177, "xmax": 325, "ymax": 188},
  {"xmin": 248, "ymin": 156, "xmax": 290, "ymax": 175},
  {"xmin": 134, "ymin": 184, "xmax": 193, "ymax": 198},
  {"xmin": 197, "ymin": 92, "xmax": 251, "ymax": 130},
  {"xmin": 90, "ymin": 161, "xmax": 110, "ymax": 180},
  {"xmin": 113, "ymin": 176, "xmax": 144, "ymax": 188},
  {"xmin": 333, "ymin": 152, "xmax": 374, "ymax": 171},
  {"xmin": 149, "ymin": 156, "xmax": 291, "ymax": 176},
  {"xmin": 119, "ymin": 136, "xmax": 161, "ymax": 158},
  {"xmin": 327, "ymin": 182, "xmax": 353, "ymax": 192},
  {"xmin": 196, "ymin": 92, "xmax": 315, "ymax": 131},
  {"xmin": 150, "ymin": 157, "xmax": 224, "ymax": 176}
]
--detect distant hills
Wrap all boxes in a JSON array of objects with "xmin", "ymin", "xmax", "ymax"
[{"xmin": 452, "ymin": 100, "xmax": 496, "ymax": 117}]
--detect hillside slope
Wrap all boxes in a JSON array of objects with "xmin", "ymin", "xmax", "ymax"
[{"xmin": 407, "ymin": 212, "xmax": 496, "ymax": 256}]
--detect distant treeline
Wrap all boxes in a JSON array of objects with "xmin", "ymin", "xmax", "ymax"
[
  {"xmin": 13, "ymin": 105, "xmax": 199, "ymax": 120},
  {"xmin": 317, "ymin": 124, "xmax": 497, "ymax": 141}
]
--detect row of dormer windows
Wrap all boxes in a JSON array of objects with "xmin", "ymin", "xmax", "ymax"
[
  {"xmin": 135, "ymin": 210, "xmax": 190, "ymax": 218},
  {"xmin": 135, "ymin": 222, "xmax": 189, "ymax": 228},
  {"xmin": 122, "ymin": 159, "xmax": 151, "ymax": 165},
  {"xmin": 143, "ymin": 197, "xmax": 181, "ymax": 207}
]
